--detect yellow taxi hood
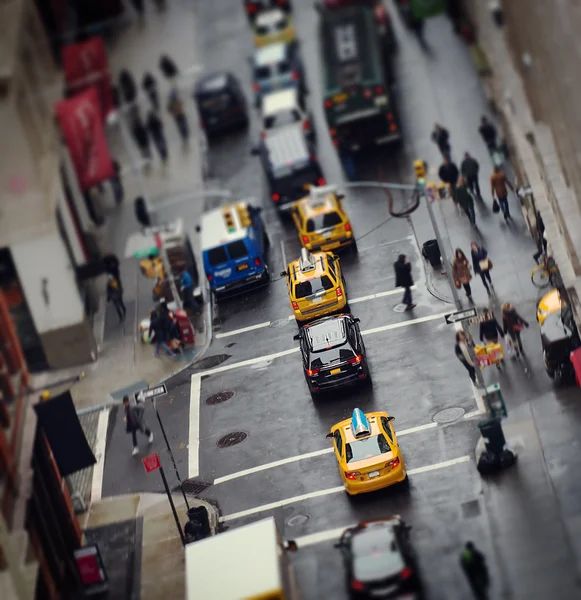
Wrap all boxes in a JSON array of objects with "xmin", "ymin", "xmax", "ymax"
[{"xmin": 346, "ymin": 451, "xmax": 395, "ymax": 471}]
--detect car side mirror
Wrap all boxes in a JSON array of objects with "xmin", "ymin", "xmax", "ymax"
[
  {"xmin": 353, "ymin": 318, "xmax": 360, "ymax": 323},
  {"xmin": 286, "ymin": 540, "xmax": 298, "ymax": 552},
  {"xmin": 333, "ymin": 541, "xmax": 342, "ymax": 548},
  {"xmin": 280, "ymin": 270, "xmax": 288, "ymax": 278},
  {"xmin": 325, "ymin": 432, "xmax": 333, "ymax": 439},
  {"xmin": 293, "ymin": 334, "xmax": 301, "ymax": 341},
  {"xmin": 336, "ymin": 193, "xmax": 345, "ymax": 201},
  {"xmin": 387, "ymin": 416, "xmax": 395, "ymax": 422}
]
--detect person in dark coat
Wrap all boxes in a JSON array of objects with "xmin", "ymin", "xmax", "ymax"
[
  {"xmin": 502, "ymin": 302, "xmax": 529, "ymax": 357},
  {"xmin": 455, "ymin": 331, "xmax": 476, "ymax": 384},
  {"xmin": 533, "ymin": 211, "xmax": 547, "ymax": 263},
  {"xmin": 479, "ymin": 116, "xmax": 497, "ymax": 152},
  {"xmin": 149, "ymin": 308, "xmax": 176, "ymax": 357},
  {"xmin": 142, "ymin": 72, "xmax": 159, "ymax": 110},
  {"xmin": 456, "ymin": 177, "xmax": 476, "ymax": 226},
  {"xmin": 167, "ymin": 89, "xmax": 189, "ymax": 142},
  {"xmin": 106, "ymin": 274, "xmax": 126, "ymax": 322},
  {"xmin": 460, "ymin": 541, "xmax": 490, "ymax": 600},
  {"xmin": 119, "ymin": 69, "xmax": 138, "ymax": 105},
  {"xmin": 146, "ymin": 111, "xmax": 168, "ymax": 161},
  {"xmin": 461, "ymin": 152, "xmax": 481, "ymax": 199},
  {"xmin": 131, "ymin": 117, "xmax": 152, "ymax": 159},
  {"xmin": 452, "ymin": 248, "xmax": 473, "ymax": 300},
  {"xmin": 394, "ymin": 254, "xmax": 416, "ymax": 311},
  {"xmin": 159, "ymin": 300, "xmax": 181, "ymax": 350},
  {"xmin": 160, "ymin": 54, "xmax": 179, "ymax": 79},
  {"xmin": 431, "ymin": 123, "xmax": 451, "ymax": 159},
  {"xmin": 123, "ymin": 395, "xmax": 152, "ymax": 456},
  {"xmin": 103, "ymin": 252, "xmax": 122, "ymax": 285},
  {"xmin": 110, "ymin": 160, "xmax": 124, "ymax": 204},
  {"xmin": 470, "ymin": 242, "xmax": 493, "ymax": 295},
  {"xmin": 438, "ymin": 157, "xmax": 460, "ymax": 202},
  {"xmin": 479, "ymin": 310, "xmax": 504, "ymax": 344}
]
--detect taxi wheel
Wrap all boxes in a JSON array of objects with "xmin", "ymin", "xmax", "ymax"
[
  {"xmin": 351, "ymin": 240, "xmax": 358, "ymax": 253},
  {"xmin": 343, "ymin": 302, "xmax": 351, "ymax": 314},
  {"xmin": 263, "ymin": 232, "xmax": 270, "ymax": 249}
]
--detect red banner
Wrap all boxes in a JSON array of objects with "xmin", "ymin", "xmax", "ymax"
[
  {"xmin": 56, "ymin": 88, "xmax": 114, "ymax": 191},
  {"xmin": 62, "ymin": 37, "xmax": 114, "ymax": 118}
]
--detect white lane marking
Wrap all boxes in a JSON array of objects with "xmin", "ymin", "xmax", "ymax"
[
  {"xmin": 188, "ymin": 374, "xmax": 201, "ymax": 478},
  {"xmin": 357, "ymin": 236, "xmax": 416, "ymax": 254},
  {"xmin": 280, "ymin": 238, "xmax": 287, "ymax": 271},
  {"xmin": 90, "ymin": 408, "xmax": 110, "ymax": 503},
  {"xmin": 201, "ymin": 312, "xmax": 447, "ymax": 377},
  {"xmin": 220, "ymin": 455, "xmax": 471, "ymax": 522},
  {"xmin": 464, "ymin": 410, "xmax": 485, "ymax": 420},
  {"xmin": 216, "ymin": 321, "xmax": 271, "ymax": 339},
  {"xmin": 349, "ymin": 285, "xmax": 417, "ymax": 305},
  {"xmin": 213, "ymin": 421, "xmax": 438, "ymax": 486},
  {"xmin": 214, "ymin": 286, "xmax": 421, "ymax": 339},
  {"xmin": 360, "ymin": 311, "xmax": 449, "ymax": 336},
  {"xmin": 295, "ymin": 525, "xmax": 354, "ymax": 548},
  {"xmin": 214, "ymin": 448, "xmax": 334, "ymax": 485}
]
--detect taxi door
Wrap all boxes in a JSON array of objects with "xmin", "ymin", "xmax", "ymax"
[{"xmin": 327, "ymin": 426, "xmax": 346, "ymax": 468}]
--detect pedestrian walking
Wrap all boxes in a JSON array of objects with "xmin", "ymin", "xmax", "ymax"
[
  {"xmin": 146, "ymin": 110, "xmax": 168, "ymax": 162},
  {"xmin": 131, "ymin": 116, "xmax": 152, "ymax": 160},
  {"xmin": 167, "ymin": 89, "xmax": 189, "ymax": 142},
  {"xmin": 160, "ymin": 54, "xmax": 179, "ymax": 79},
  {"xmin": 394, "ymin": 254, "xmax": 416, "ymax": 311},
  {"xmin": 533, "ymin": 211, "xmax": 547, "ymax": 263},
  {"xmin": 470, "ymin": 242, "xmax": 493, "ymax": 295},
  {"xmin": 431, "ymin": 123, "xmax": 451, "ymax": 159},
  {"xmin": 502, "ymin": 302, "xmax": 529, "ymax": 357},
  {"xmin": 478, "ymin": 116, "xmax": 497, "ymax": 152},
  {"xmin": 179, "ymin": 266, "xmax": 199, "ymax": 313},
  {"xmin": 479, "ymin": 310, "xmax": 504, "ymax": 344},
  {"xmin": 103, "ymin": 252, "xmax": 122, "ymax": 286},
  {"xmin": 460, "ymin": 541, "xmax": 490, "ymax": 600},
  {"xmin": 159, "ymin": 299, "xmax": 181, "ymax": 351},
  {"xmin": 149, "ymin": 308, "xmax": 176, "ymax": 357},
  {"xmin": 461, "ymin": 152, "xmax": 481, "ymax": 199},
  {"xmin": 438, "ymin": 157, "xmax": 460, "ymax": 209},
  {"xmin": 142, "ymin": 72, "xmax": 159, "ymax": 111},
  {"xmin": 490, "ymin": 166, "xmax": 515, "ymax": 221},
  {"xmin": 110, "ymin": 160, "xmax": 124, "ymax": 204},
  {"xmin": 106, "ymin": 274, "xmax": 126, "ymax": 322},
  {"xmin": 452, "ymin": 248, "xmax": 473, "ymax": 301},
  {"xmin": 455, "ymin": 331, "xmax": 476, "ymax": 384},
  {"xmin": 456, "ymin": 177, "xmax": 476, "ymax": 226},
  {"xmin": 123, "ymin": 395, "xmax": 153, "ymax": 456},
  {"xmin": 118, "ymin": 69, "xmax": 138, "ymax": 105}
]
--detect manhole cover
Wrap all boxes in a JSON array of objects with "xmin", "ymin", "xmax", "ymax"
[
  {"xmin": 287, "ymin": 514, "xmax": 310, "ymax": 527},
  {"xmin": 270, "ymin": 319, "xmax": 289, "ymax": 328},
  {"xmin": 177, "ymin": 479, "xmax": 212, "ymax": 496},
  {"xmin": 195, "ymin": 354, "xmax": 231, "ymax": 370},
  {"xmin": 217, "ymin": 431, "xmax": 248, "ymax": 448},
  {"xmin": 206, "ymin": 390, "xmax": 235, "ymax": 405},
  {"xmin": 432, "ymin": 407, "xmax": 466, "ymax": 424}
]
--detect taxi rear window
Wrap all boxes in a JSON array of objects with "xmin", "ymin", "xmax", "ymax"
[
  {"xmin": 255, "ymin": 66, "xmax": 272, "ymax": 80},
  {"xmin": 306, "ymin": 211, "xmax": 343, "ymax": 232},
  {"xmin": 227, "ymin": 241, "xmax": 249, "ymax": 260},
  {"xmin": 294, "ymin": 276, "xmax": 333, "ymax": 299},
  {"xmin": 346, "ymin": 434, "xmax": 390, "ymax": 463},
  {"xmin": 208, "ymin": 246, "xmax": 228, "ymax": 266}
]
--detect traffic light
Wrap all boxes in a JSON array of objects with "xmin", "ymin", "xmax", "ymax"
[{"xmin": 413, "ymin": 159, "xmax": 427, "ymax": 184}]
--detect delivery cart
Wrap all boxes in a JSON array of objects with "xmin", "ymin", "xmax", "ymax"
[{"xmin": 475, "ymin": 343, "xmax": 505, "ymax": 369}]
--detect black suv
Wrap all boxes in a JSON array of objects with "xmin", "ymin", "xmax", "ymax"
[
  {"xmin": 252, "ymin": 123, "xmax": 325, "ymax": 212},
  {"xmin": 293, "ymin": 313, "xmax": 369, "ymax": 396},
  {"xmin": 194, "ymin": 72, "xmax": 249, "ymax": 137}
]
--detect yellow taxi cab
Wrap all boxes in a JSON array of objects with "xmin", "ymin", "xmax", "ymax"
[
  {"xmin": 253, "ymin": 8, "xmax": 296, "ymax": 48},
  {"xmin": 291, "ymin": 186, "xmax": 356, "ymax": 253},
  {"xmin": 537, "ymin": 288, "xmax": 562, "ymax": 325},
  {"xmin": 327, "ymin": 408, "xmax": 406, "ymax": 496},
  {"xmin": 281, "ymin": 248, "xmax": 348, "ymax": 324}
]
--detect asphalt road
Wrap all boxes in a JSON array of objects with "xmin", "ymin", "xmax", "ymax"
[{"xmin": 100, "ymin": 1, "xmax": 581, "ymax": 598}]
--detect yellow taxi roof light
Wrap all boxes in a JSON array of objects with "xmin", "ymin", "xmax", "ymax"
[{"xmin": 299, "ymin": 248, "xmax": 317, "ymax": 272}]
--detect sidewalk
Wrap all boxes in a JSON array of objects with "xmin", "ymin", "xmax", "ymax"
[{"xmin": 82, "ymin": 492, "xmax": 217, "ymax": 600}]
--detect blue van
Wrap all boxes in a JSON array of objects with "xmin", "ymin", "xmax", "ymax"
[{"xmin": 201, "ymin": 202, "xmax": 270, "ymax": 298}]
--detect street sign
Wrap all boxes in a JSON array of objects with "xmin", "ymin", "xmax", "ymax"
[
  {"xmin": 444, "ymin": 308, "xmax": 478, "ymax": 324},
  {"xmin": 142, "ymin": 452, "xmax": 161, "ymax": 473},
  {"xmin": 134, "ymin": 384, "xmax": 167, "ymax": 403}
]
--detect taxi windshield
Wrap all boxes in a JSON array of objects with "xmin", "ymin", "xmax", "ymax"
[
  {"xmin": 346, "ymin": 434, "xmax": 390, "ymax": 464},
  {"xmin": 306, "ymin": 211, "xmax": 343, "ymax": 232},
  {"xmin": 294, "ymin": 276, "xmax": 333, "ymax": 298}
]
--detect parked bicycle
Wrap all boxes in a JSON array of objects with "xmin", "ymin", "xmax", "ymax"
[{"xmin": 531, "ymin": 255, "xmax": 559, "ymax": 288}]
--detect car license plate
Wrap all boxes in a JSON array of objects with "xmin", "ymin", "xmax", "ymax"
[
  {"xmin": 368, "ymin": 470, "xmax": 380, "ymax": 478},
  {"xmin": 330, "ymin": 368, "xmax": 341, "ymax": 375},
  {"xmin": 311, "ymin": 296, "xmax": 323, "ymax": 304},
  {"xmin": 333, "ymin": 92, "xmax": 348, "ymax": 104},
  {"xmin": 370, "ymin": 585, "xmax": 397, "ymax": 597},
  {"xmin": 323, "ymin": 231, "xmax": 333, "ymax": 238},
  {"xmin": 237, "ymin": 263, "xmax": 248, "ymax": 271}
]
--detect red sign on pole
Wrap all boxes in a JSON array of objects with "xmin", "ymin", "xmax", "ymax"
[{"xmin": 142, "ymin": 452, "xmax": 161, "ymax": 473}]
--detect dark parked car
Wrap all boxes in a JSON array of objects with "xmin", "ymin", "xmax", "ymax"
[
  {"xmin": 335, "ymin": 517, "xmax": 423, "ymax": 598},
  {"xmin": 194, "ymin": 72, "xmax": 249, "ymax": 137},
  {"xmin": 293, "ymin": 313, "xmax": 370, "ymax": 397}
]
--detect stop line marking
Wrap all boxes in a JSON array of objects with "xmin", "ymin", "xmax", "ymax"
[
  {"xmin": 219, "ymin": 455, "xmax": 471, "ymax": 522},
  {"xmin": 213, "ymin": 422, "xmax": 437, "ymax": 486},
  {"xmin": 215, "ymin": 286, "xmax": 419, "ymax": 339}
]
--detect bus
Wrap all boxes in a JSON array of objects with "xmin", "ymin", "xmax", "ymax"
[
  {"xmin": 318, "ymin": 3, "xmax": 400, "ymax": 152},
  {"xmin": 185, "ymin": 517, "xmax": 301, "ymax": 600}
]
